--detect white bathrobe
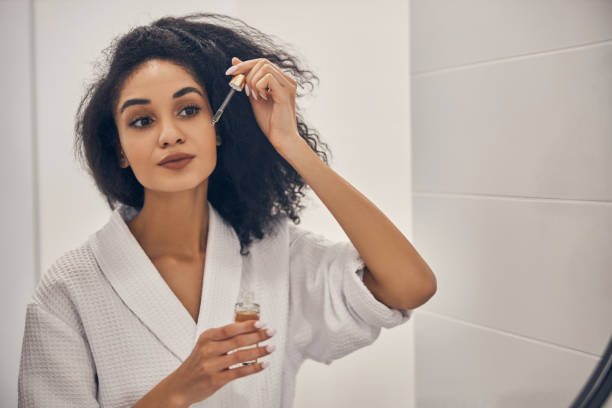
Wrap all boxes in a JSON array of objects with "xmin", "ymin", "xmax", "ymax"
[{"xmin": 18, "ymin": 201, "xmax": 412, "ymax": 407}]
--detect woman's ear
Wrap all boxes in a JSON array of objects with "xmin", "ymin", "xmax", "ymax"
[{"xmin": 118, "ymin": 151, "xmax": 129, "ymax": 168}]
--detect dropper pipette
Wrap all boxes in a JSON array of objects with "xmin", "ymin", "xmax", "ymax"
[{"xmin": 211, "ymin": 73, "xmax": 246, "ymax": 126}]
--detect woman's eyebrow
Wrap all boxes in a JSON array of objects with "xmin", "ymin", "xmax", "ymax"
[{"xmin": 119, "ymin": 87, "xmax": 203, "ymax": 115}]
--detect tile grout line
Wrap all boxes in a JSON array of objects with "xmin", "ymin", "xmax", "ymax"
[
  {"xmin": 412, "ymin": 37, "xmax": 612, "ymax": 78},
  {"xmin": 413, "ymin": 191, "xmax": 612, "ymax": 206},
  {"xmin": 415, "ymin": 310, "xmax": 604, "ymax": 359}
]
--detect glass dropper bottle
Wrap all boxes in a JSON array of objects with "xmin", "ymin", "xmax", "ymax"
[
  {"xmin": 232, "ymin": 289, "xmax": 260, "ymax": 367},
  {"xmin": 210, "ymin": 73, "xmax": 246, "ymax": 126}
]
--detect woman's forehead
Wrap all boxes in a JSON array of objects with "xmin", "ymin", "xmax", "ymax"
[
  {"xmin": 120, "ymin": 60, "xmax": 203, "ymax": 95},
  {"xmin": 115, "ymin": 60, "xmax": 210, "ymax": 117}
]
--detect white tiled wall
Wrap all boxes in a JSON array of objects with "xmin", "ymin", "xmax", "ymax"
[{"xmin": 410, "ymin": 1, "xmax": 612, "ymax": 407}]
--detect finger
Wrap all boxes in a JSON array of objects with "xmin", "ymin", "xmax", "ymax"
[
  {"xmin": 266, "ymin": 63, "xmax": 296, "ymax": 87},
  {"xmin": 245, "ymin": 59, "xmax": 267, "ymax": 100},
  {"xmin": 198, "ymin": 327, "xmax": 269, "ymax": 362},
  {"xmin": 199, "ymin": 319, "xmax": 260, "ymax": 343},
  {"xmin": 249, "ymin": 69, "xmax": 272, "ymax": 101},
  {"xmin": 253, "ymin": 62, "xmax": 293, "ymax": 90},
  {"xmin": 250, "ymin": 63, "xmax": 284, "ymax": 91},
  {"xmin": 228, "ymin": 57, "xmax": 295, "ymax": 88},
  {"xmin": 226, "ymin": 57, "xmax": 260, "ymax": 75},
  {"xmin": 255, "ymin": 73, "xmax": 284, "ymax": 101},
  {"xmin": 226, "ymin": 57, "xmax": 263, "ymax": 80},
  {"xmin": 216, "ymin": 343, "xmax": 271, "ymax": 372},
  {"xmin": 218, "ymin": 360, "xmax": 266, "ymax": 385},
  {"xmin": 258, "ymin": 62, "xmax": 295, "ymax": 90},
  {"xmin": 215, "ymin": 327, "xmax": 273, "ymax": 356}
]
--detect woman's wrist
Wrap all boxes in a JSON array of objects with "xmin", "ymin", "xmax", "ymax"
[
  {"xmin": 160, "ymin": 372, "xmax": 189, "ymax": 408},
  {"xmin": 132, "ymin": 373, "xmax": 189, "ymax": 408},
  {"xmin": 166, "ymin": 391, "xmax": 188, "ymax": 408}
]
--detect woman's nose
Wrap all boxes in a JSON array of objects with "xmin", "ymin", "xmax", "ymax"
[{"xmin": 158, "ymin": 122, "xmax": 185, "ymax": 146}]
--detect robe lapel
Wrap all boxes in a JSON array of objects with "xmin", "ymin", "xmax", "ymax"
[
  {"xmin": 88, "ymin": 200, "xmax": 242, "ymax": 364},
  {"xmin": 193, "ymin": 201, "xmax": 243, "ymax": 346}
]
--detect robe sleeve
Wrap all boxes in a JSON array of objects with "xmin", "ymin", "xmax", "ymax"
[
  {"xmin": 287, "ymin": 224, "xmax": 412, "ymax": 365},
  {"xmin": 18, "ymin": 302, "xmax": 99, "ymax": 408}
]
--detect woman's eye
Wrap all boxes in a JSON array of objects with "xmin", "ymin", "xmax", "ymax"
[
  {"xmin": 179, "ymin": 104, "xmax": 202, "ymax": 117},
  {"xmin": 129, "ymin": 117, "xmax": 152, "ymax": 128},
  {"xmin": 128, "ymin": 105, "xmax": 202, "ymax": 129}
]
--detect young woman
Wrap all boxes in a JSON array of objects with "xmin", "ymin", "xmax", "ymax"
[{"xmin": 18, "ymin": 12, "xmax": 436, "ymax": 408}]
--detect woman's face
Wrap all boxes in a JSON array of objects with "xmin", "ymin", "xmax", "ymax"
[{"xmin": 114, "ymin": 59, "xmax": 218, "ymax": 193}]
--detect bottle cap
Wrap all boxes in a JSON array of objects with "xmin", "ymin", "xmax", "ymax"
[{"xmin": 229, "ymin": 74, "xmax": 246, "ymax": 91}]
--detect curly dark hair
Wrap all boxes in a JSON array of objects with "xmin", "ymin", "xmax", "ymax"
[{"xmin": 73, "ymin": 12, "xmax": 334, "ymax": 256}]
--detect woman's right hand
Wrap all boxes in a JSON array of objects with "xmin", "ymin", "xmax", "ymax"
[{"xmin": 166, "ymin": 319, "xmax": 276, "ymax": 407}]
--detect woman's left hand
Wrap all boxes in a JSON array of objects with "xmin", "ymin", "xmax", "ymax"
[{"xmin": 225, "ymin": 57, "xmax": 301, "ymax": 152}]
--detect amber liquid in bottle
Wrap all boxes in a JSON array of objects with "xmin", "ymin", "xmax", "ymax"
[{"xmin": 231, "ymin": 290, "xmax": 260, "ymax": 368}]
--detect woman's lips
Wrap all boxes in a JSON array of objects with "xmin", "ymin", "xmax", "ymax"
[{"xmin": 159, "ymin": 157, "xmax": 194, "ymax": 170}]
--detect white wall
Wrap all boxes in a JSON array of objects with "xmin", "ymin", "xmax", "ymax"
[
  {"xmin": 0, "ymin": 0, "xmax": 38, "ymax": 404},
  {"xmin": 4, "ymin": 0, "xmax": 414, "ymax": 407},
  {"xmin": 410, "ymin": 1, "xmax": 612, "ymax": 407}
]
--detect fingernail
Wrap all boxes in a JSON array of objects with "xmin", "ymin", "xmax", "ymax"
[
  {"xmin": 254, "ymin": 320, "xmax": 266, "ymax": 328},
  {"xmin": 252, "ymin": 90, "xmax": 258, "ymax": 100},
  {"xmin": 262, "ymin": 361, "xmax": 270, "ymax": 369},
  {"xmin": 245, "ymin": 84, "xmax": 250, "ymax": 96},
  {"xmin": 265, "ymin": 344, "xmax": 276, "ymax": 352},
  {"xmin": 225, "ymin": 65, "xmax": 238, "ymax": 75},
  {"xmin": 265, "ymin": 327, "xmax": 276, "ymax": 336}
]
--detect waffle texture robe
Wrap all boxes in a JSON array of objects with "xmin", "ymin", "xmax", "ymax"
[{"xmin": 18, "ymin": 201, "xmax": 412, "ymax": 407}]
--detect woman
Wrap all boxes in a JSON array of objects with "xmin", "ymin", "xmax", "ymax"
[{"xmin": 18, "ymin": 12, "xmax": 436, "ymax": 408}]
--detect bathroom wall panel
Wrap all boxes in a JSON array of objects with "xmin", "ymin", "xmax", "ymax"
[
  {"xmin": 412, "ymin": 43, "xmax": 612, "ymax": 201},
  {"xmin": 411, "ymin": 0, "xmax": 612, "ymax": 73},
  {"xmin": 414, "ymin": 312, "xmax": 601, "ymax": 408},
  {"xmin": 413, "ymin": 194, "xmax": 612, "ymax": 356}
]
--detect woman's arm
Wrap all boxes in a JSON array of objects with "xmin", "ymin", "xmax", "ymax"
[
  {"xmin": 19, "ymin": 303, "xmax": 100, "ymax": 407},
  {"xmin": 132, "ymin": 371, "xmax": 187, "ymax": 408},
  {"xmin": 279, "ymin": 135, "xmax": 437, "ymax": 310},
  {"xmin": 224, "ymin": 57, "xmax": 436, "ymax": 310}
]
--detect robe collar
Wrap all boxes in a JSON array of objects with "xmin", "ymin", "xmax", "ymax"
[{"xmin": 88, "ymin": 200, "xmax": 244, "ymax": 363}]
